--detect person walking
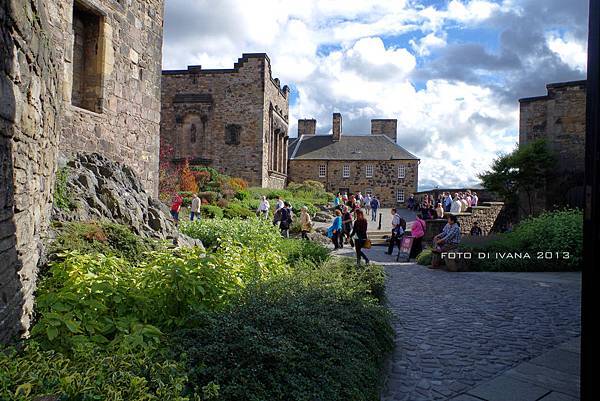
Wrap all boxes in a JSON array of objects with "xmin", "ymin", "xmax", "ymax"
[
  {"xmin": 190, "ymin": 193, "xmax": 201, "ymax": 221},
  {"xmin": 350, "ymin": 209, "xmax": 370, "ymax": 265},
  {"xmin": 386, "ymin": 208, "xmax": 406, "ymax": 255},
  {"xmin": 170, "ymin": 192, "xmax": 183, "ymax": 225},
  {"xmin": 409, "ymin": 213, "xmax": 426, "ymax": 258},
  {"xmin": 257, "ymin": 195, "xmax": 270, "ymax": 218},
  {"xmin": 364, "ymin": 193, "xmax": 372, "ymax": 216},
  {"xmin": 327, "ymin": 209, "xmax": 343, "ymax": 249},
  {"xmin": 279, "ymin": 202, "xmax": 293, "ymax": 238},
  {"xmin": 275, "ymin": 196, "xmax": 285, "ymax": 211},
  {"xmin": 300, "ymin": 206, "xmax": 312, "ymax": 240},
  {"xmin": 370, "ymin": 196, "xmax": 380, "ymax": 222}
]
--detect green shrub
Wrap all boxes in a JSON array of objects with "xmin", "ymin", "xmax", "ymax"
[
  {"xmin": 282, "ymin": 239, "xmax": 330, "ymax": 267},
  {"xmin": 416, "ymin": 249, "xmax": 433, "ymax": 266},
  {"xmin": 200, "ymin": 205, "xmax": 223, "ymax": 219},
  {"xmin": 53, "ymin": 167, "xmax": 74, "ymax": 211},
  {"xmin": 460, "ymin": 209, "xmax": 583, "ymax": 271},
  {"xmin": 234, "ymin": 189, "xmax": 249, "ymax": 201},
  {"xmin": 0, "ymin": 342, "xmax": 191, "ymax": 401},
  {"xmin": 223, "ymin": 203, "xmax": 254, "ymax": 219},
  {"xmin": 173, "ymin": 272, "xmax": 393, "ymax": 401},
  {"xmin": 198, "ymin": 191, "xmax": 219, "ymax": 204},
  {"xmin": 49, "ymin": 221, "xmax": 160, "ymax": 262}
]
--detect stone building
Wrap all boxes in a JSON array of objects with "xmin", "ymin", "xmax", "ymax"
[
  {"xmin": 519, "ymin": 80, "xmax": 586, "ymax": 214},
  {"xmin": 288, "ymin": 114, "xmax": 419, "ymax": 207},
  {"xmin": 1, "ymin": 0, "xmax": 164, "ymax": 341},
  {"xmin": 161, "ymin": 53, "xmax": 290, "ymax": 188}
]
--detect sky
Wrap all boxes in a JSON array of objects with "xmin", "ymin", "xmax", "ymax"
[{"xmin": 162, "ymin": 0, "xmax": 588, "ymax": 190}]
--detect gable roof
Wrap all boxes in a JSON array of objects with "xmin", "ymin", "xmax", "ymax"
[{"xmin": 289, "ymin": 134, "xmax": 419, "ymax": 161}]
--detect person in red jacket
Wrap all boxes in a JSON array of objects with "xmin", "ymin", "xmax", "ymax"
[{"xmin": 170, "ymin": 192, "xmax": 183, "ymax": 225}]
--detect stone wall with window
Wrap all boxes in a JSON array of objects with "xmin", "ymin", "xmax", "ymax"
[
  {"xmin": 287, "ymin": 159, "xmax": 418, "ymax": 207},
  {"xmin": 161, "ymin": 54, "xmax": 289, "ymax": 188},
  {"xmin": 51, "ymin": 0, "xmax": 164, "ymax": 195}
]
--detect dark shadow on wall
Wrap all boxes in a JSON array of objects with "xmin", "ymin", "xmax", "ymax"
[{"xmin": 0, "ymin": 0, "xmax": 26, "ymax": 344}]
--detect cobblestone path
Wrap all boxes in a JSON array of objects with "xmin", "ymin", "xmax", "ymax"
[{"xmin": 380, "ymin": 263, "xmax": 581, "ymax": 401}]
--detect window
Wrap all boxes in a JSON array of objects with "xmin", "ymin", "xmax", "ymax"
[
  {"xmin": 365, "ymin": 188, "xmax": 373, "ymax": 196},
  {"xmin": 365, "ymin": 165, "xmax": 373, "ymax": 178},
  {"xmin": 319, "ymin": 164, "xmax": 326, "ymax": 178},
  {"xmin": 225, "ymin": 124, "xmax": 241, "ymax": 145},
  {"xmin": 396, "ymin": 189, "xmax": 405, "ymax": 203},
  {"xmin": 343, "ymin": 165, "xmax": 350, "ymax": 178},
  {"xmin": 71, "ymin": 1, "xmax": 104, "ymax": 113},
  {"xmin": 398, "ymin": 164, "xmax": 406, "ymax": 179}
]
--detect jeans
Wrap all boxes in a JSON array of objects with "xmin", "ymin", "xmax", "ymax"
[
  {"xmin": 190, "ymin": 211, "xmax": 201, "ymax": 221},
  {"xmin": 371, "ymin": 209, "xmax": 378, "ymax": 221},
  {"xmin": 387, "ymin": 232, "xmax": 402, "ymax": 254},
  {"xmin": 355, "ymin": 239, "xmax": 369, "ymax": 264},
  {"xmin": 170, "ymin": 210, "xmax": 179, "ymax": 222}
]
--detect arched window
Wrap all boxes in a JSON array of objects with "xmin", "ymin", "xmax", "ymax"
[{"xmin": 190, "ymin": 123, "xmax": 197, "ymax": 143}]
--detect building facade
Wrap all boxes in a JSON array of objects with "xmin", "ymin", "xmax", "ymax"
[
  {"xmin": 161, "ymin": 53, "xmax": 290, "ymax": 188},
  {"xmin": 288, "ymin": 114, "xmax": 419, "ymax": 207},
  {"xmin": 519, "ymin": 80, "xmax": 586, "ymax": 214},
  {"xmin": 1, "ymin": 0, "xmax": 164, "ymax": 341}
]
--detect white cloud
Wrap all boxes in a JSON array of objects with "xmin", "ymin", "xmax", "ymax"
[{"xmin": 546, "ymin": 33, "xmax": 587, "ymax": 72}]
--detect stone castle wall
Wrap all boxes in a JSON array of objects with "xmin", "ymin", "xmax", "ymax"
[
  {"xmin": 1, "ymin": 0, "xmax": 164, "ymax": 342},
  {"xmin": 519, "ymin": 81, "xmax": 586, "ymax": 213},
  {"xmin": 288, "ymin": 159, "xmax": 419, "ymax": 207},
  {"xmin": 161, "ymin": 54, "xmax": 289, "ymax": 188},
  {"xmin": 1, "ymin": 0, "xmax": 62, "ymax": 342},
  {"xmin": 49, "ymin": 0, "xmax": 164, "ymax": 195}
]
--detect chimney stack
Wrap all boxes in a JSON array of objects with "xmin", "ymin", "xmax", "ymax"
[
  {"xmin": 332, "ymin": 113, "xmax": 342, "ymax": 141},
  {"xmin": 371, "ymin": 119, "xmax": 397, "ymax": 142},
  {"xmin": 298, "ymin": 119, "xmax": 316, "ymax": 136}
]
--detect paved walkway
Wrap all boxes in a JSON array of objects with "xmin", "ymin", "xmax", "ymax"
[
  {"xmin": 314, "ymin": 207, "xmax": 417, "ymax": 233},
  {"xmin": 333, "ymin": 247, "xmax": 581, "ymax": 401}
]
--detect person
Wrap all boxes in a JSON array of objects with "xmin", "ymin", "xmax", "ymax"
[
  {"xmin": 334, "ymin": 193, "xmax": 342, "ymax": 210},
  {"xmin": 470, "ymin": 221, "xmax": 482, "ymax": 236},
  {"xmin": 356, "ymin": 191, "xmax": 364, "ymax": 204},
  {"xmin": 342, "ymin": 192, "xmax": 349, "ymax": 203},
  {"xmin": 300, "ymin": 206, "xmax": 312, "ymax": 240},
  {"xmin": 443, "ymin": 192, "xmax": 453, "ymax": 212},
  {"xmin": 275, "ymin": 196, "xmax": 285, "ymax": 211},
  {"xmin": 433, "ymin": 214, "xmax": 461, "ymax": 252},
  {"xmin": 386, "ymin": 208, "xmax": 406, "ymax": 255},
  {"xmin": 190, "ymin": 193, "xmax": 201, "ymax": 221},
  {"xmin": 350, "ymin": 209, "xmax": 370, "ymax": 265},
  {"xmin": 327, "ymin": 209, "xmax": 343, "ymax": 249},
  {"xmin": 364, "ymin": 193, "xmax": 372, "ymax": 215},
  {"xmin": 257, "ymin": 195, "xmax": 270, "ymax": 218},
  {"xmin": 410, "ymin": 212, "xmax": 426, "ymax": 258},
  {"xmin": 472, "ymin": 192, "xmax": 479, "ymax": 207},
  {"xmin": 279, "ymin": 202, "xmax": 293, "ymax": 238},
  {"xmin": 170, "ymin": 192, "xmax": 183, "ymax": 225},
  {"xmin": 407, "ymin": 194, "xmax": 416, "ymax": 211},
  {"xmin": 435, "ymin": 202, "xmax": 445, "ymax": 219},
  {"xmin": 342, "ymin": 206, "xmax": 353, "ymax": 245},
  {"xmin": 450, "ymin": 194, "xmax": 462, "ymax": 213},
  {"xmin": 370, "ymin": 196, "xmax": 380, "ymax": 222}
]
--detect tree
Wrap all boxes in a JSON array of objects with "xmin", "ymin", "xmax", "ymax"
[
  {"xmin": 179, "ymin": 159, "xmax": 199, "ymax": 193},
  {"xmin": 478, "ymin": 139, "xmax": 556, "ymax": 215}
]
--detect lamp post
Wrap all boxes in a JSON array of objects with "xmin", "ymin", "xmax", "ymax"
[{"xmin": 582, "ymin": 1, "xmax": 599, "ymax": 399}]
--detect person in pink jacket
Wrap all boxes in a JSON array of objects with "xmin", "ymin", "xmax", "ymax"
[{"xmin": 410, "ymin": 213, "xmax": 426, "ymax": 259}]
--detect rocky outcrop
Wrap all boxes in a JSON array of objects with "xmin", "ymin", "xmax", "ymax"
[{"xmin": 52, "ymin": 153, "xmax": 200, "ymax": 247}]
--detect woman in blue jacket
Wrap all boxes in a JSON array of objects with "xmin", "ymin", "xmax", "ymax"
[{"xmin": 327, "ymin": 209, "xmax": 343, "ymax": 249}]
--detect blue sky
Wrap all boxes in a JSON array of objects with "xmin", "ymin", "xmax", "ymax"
[{"xmin": 162, "ymin": 0, "xmax": 588, "ymax": 190}]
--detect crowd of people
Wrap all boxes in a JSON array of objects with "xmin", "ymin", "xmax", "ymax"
[
  {"xmin": 406, "ymin": 190, "xmax": 479, "ymax": 220},
  {"xmin": 169, "ymin": 189, "xmax": 485, "ymax": 267}
]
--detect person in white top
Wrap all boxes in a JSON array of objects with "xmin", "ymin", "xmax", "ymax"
[
  {"xmin": 450, "ymin": 194, "xmax": 462, "ymax": 213},
  {"xmin": 275, "ymin": 196, "xmax": 285, "ymax": 211},
  {"xmin": 460, "ymin": 196, "xmax": 469, "ymax": 212},
  {"xmin": 190, "ymin": 193, "xmax": 201, "ymax": 221},
  {"xmin": 363, "ymin": 194, "xmax": 372, "ymax": 215},
  {"xmin": 257, "ymin": 196, "xmax": 270, "ymax": 218},
  {"xmin": 472, "ymin": 192, "xmax": 479, "ymax": 207}
]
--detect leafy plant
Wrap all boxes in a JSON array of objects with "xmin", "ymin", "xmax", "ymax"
[
  {"xmin": 200, "ymin": 205, "xmax": 223, "ymax": 219},
  {"xmin": 415, "ymin": 249, "xmax": 433, "ymax": 266},
  {"xmin": 459, "ymin": 209, "xmax": 583, "ymax": 271},
  {"xmin": 53, "ymin": 167, "xmax": 74, "ymax": 211}
]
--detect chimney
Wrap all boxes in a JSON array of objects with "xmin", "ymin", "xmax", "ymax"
[
  {"xmin": 298, "ymin": 119, "xmax": 316, "ymax": 136},
  {"xmin": 332, "ymin": 113, "xmax": 342, "ymax": 141},
  {"xmin": 371, "ymin": 119, "xmax": 397, "ymax": 142}
]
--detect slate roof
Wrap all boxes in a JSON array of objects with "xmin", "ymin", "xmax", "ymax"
[{"xmin": 288, "ymin": 134, "xmax": 419, "ymax": 161}]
